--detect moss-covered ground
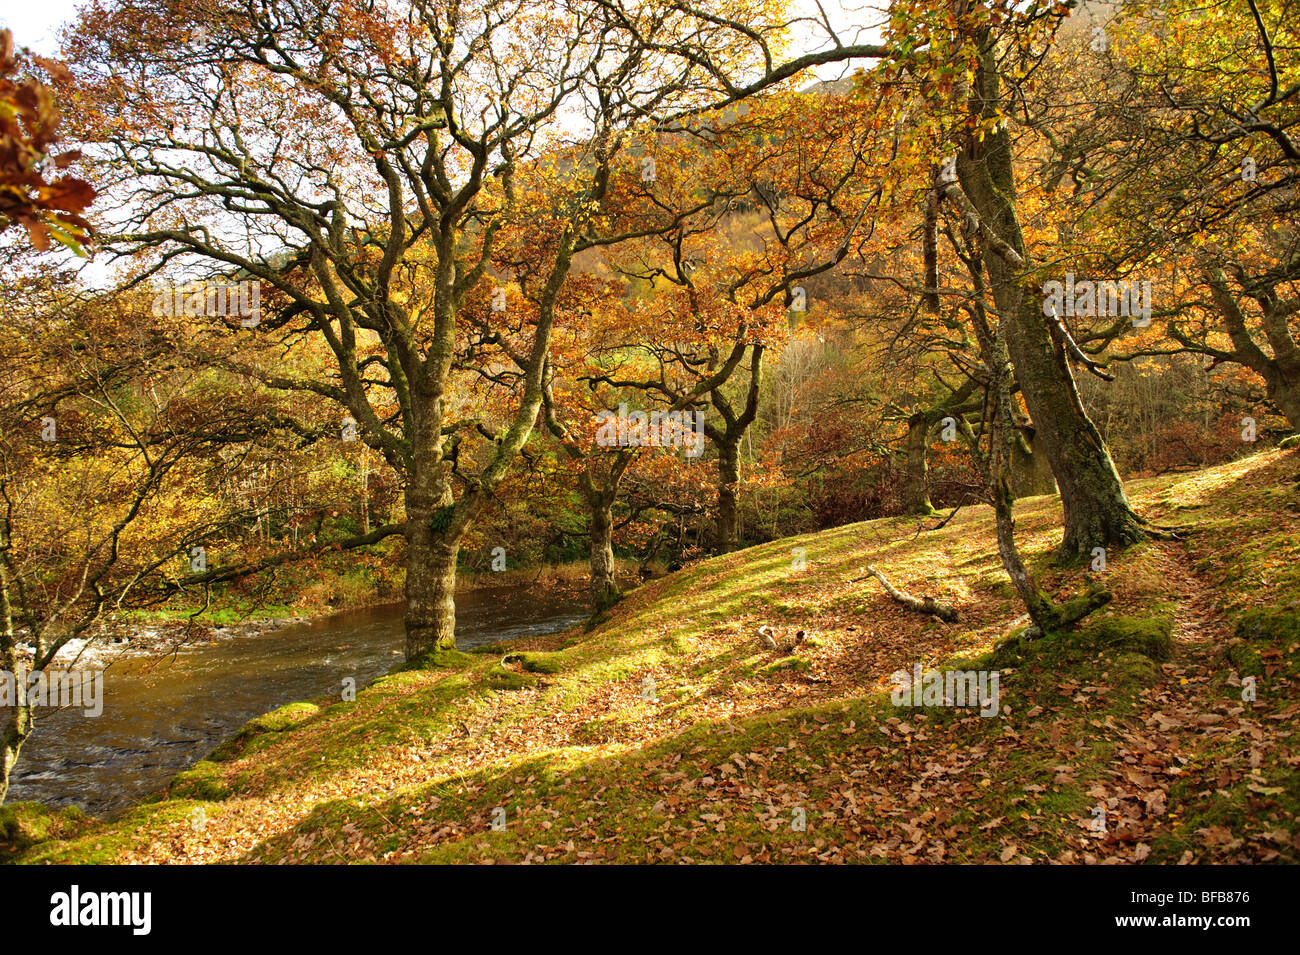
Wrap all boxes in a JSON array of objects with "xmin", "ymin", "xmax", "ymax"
[{"xmin": 8, "ymin": 449, "xmax": 1298, "ymax": 864}]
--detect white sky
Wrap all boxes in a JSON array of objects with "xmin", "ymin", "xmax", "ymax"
[{"xmin": 0, "ymin": 0, "xmax": 87, "ymax": 54}]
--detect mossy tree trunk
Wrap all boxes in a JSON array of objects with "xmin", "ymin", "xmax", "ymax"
[
  {"xmin": 402, "ymin": 224, "xmax": 575, "ymax": 659},
  {"xmin": 1009, "ymin": 425, "xmax": 1058, "ymax": 498},
  {"xmin": 543, "ymin": 367, "xmax": 636, "ymax": 610},
  {"xmin": 403, "ymin": 391, "xmax": 471, "ymax": 659},
  {"xmin": 707, "ymin": 345, "xmax": 763, "ymax": 554},
  {"xmin": 588, "ymin": 497, "xmax": 619, "ymax": 609},
  {"xmin": 900, "ymin": 380, "xmax": 981, "ymax": 515},
  {"xmin": 0, "ymin": 564, "xmax": 32, "ymax": 805},
  {"xmin": 964, "ymin": 259, "xmax": 1061, "ymax": 634},
  {"xmin": 985, "ymin": 322, "xmax": 1112, "ymax": 635},
  {"xmin": 957, "ymin": 216, "xmax": 1112, "ymax": 638},
  {"xmin": 957, "ymin": 26, "xmax": 1144, "ymax": 559},
  {"xmin": 902, "ymin": 411, "xmax": 935, "ymax": 515},
  {"xmin": 714, "ymin": 438, "xmax": 742, "ymax": 552},
  {"xmin": 580, "ymin": 451, "xmax": 633, "ymax": 611},
  {"xmin": 1203, "ymin": 266, "xmax": 1300, "ymax": 431},
  {"xmin": 0, "ymin": 694, "xmax": 29, "ymax": 806}
]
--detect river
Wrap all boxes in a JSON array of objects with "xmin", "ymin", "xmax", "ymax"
[{"xmin": 7, "ymin": 586, "xmax": 586, "ymax": 817}]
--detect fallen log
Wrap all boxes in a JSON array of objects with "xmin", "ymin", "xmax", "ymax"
[{"xmin": 863, "ymin": 565, "xmax": 960, "ymax": 623}]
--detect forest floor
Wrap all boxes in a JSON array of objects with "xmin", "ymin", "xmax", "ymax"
[{"xmin": 6, "ymin": 448, "xmax": 1299, "ymax": 864}]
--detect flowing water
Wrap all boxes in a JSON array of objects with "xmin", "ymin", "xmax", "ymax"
[{"xmin": 8, "ymin": 587, "xmax": 586, "ymax": 817}]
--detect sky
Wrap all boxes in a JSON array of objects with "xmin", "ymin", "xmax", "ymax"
[{"xmin": 0, "ymin": 0, "xmax": 87, "ymax": 54}]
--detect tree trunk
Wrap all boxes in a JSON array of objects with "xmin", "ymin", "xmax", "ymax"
[
  {"xmin": 403, "ymin": 398, "xmax": 460, "ymax": 659},
  {"xmin": 976, "ymin": 292, "xmax": 1111, "ymax": 638},
  {"xmin": 997, "ymin": 291, "xmax": 1143, "ymax": 556},
  {"xmin": 960, "ymin": 28, "xmax": 1144, "ymax": 558},
  {"xmin": 715, "ymin": 438, "xmax": 742, "ymax": 552},
  {"xmin": 902, "ymin": 412, "xmax": 936, "ymax": 514},
  {"xmin": 1265, "ymin": 368, "xmax": 1300, "ymax": 432},
  {"xmin": 0, "ymin": 707, "xmax": 29, "ymax": 806},
  {"xmin": 706, "ymin": 346, "xmax": 761, "ymax": 554},
  {"xmin": 0, "ymin": 655, "xmax": 29, "ymax": 805},
  {"xmin": 991, "ymin": 478, "xmax": 1055, "ymax": 630},
  {"xmin": 589, "ymin": 497, "xmax": 620, "ymax": 610},
  {"xmin": 0, "ymin": 563, "xmax": 28, "ymax": 803},
  {"xmin": 404, "ymin": 515, "xmax": 460, "ymax": 660},
  {"xmin": 573, "ymin": 452, "xmax": 632, "ymax": 611},
  {"xmin": 1259, "ymin": 298, "xmax": 1300, "ymax": 430},
  {"xmin": 1204, "ymin": 267, "xmax": 1300, "ymax": 432},
  {"xmin": 1009, "ymin": 425, "xmax": 1058, "ymax": 498}
]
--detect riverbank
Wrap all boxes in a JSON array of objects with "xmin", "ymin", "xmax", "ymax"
[
  {"xmin": 3, "ymin": 588, "xmax": 589, "ymax": 820},
  {"xmin": 7, "ymin": 448, "xmax": 1299, "ymax": 864},
  {"xmin": 33, "ymin": 566, "xmax": 596, "ymax": 671}
]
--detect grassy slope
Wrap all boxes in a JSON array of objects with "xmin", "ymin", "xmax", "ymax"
[{"xmin": 10, "ymin": 449, "xmax": 1300, "ymax": 864}]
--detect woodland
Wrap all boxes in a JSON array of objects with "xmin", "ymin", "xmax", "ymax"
[{"xmin": 0, "ymin": 0, "xmax": 1297, "ymax": 867}]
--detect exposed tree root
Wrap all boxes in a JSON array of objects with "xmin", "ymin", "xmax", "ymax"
[{"xmin": 1033, "ymin": 587, "xmax": 1113, "ymax": 635}]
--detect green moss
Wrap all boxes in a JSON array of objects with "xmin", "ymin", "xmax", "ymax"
[
  {"xmin": 1227, "ymin": 607, "xmax": 1300, "ymax": 677},
  {"xmin": 1278, "ymin": 434, "xmax": 1300, "ymax": 450},
  {"xmin": 209, "ymin": 701, "xmax": 321, "ymax": 760},
  {"xmin": 16, "ymin": 801, "xmax": 216, "ymax": 865},
  {"xmin": 0, "ymin": 802, "xmax": 91, "ymax": 862},
  {"xmin": 1233, "ymin": 607, "xmax": 1300, "ymax": 643},
  {"xmin": 249, "ymin": 701, "xmax": 321, "ymax": 733},
  {"xmin": 1110, "ymin": 651, "xmax": 1161, "ymax": 684},
  {"xmin": 991, "ymin": 614, "xmax": 1173, "ymax": 668},
  {"xmin": 484, "ymin": 665, "xmax": 539, "ymax": 691},
  {"xmin": 502, "ymin": 651, "xmax": 564, "ymax": 674},
  {"xmin": 402, "ymin": 648, "xmax": 476, "ymax": 671},
  {"xmin": 593, "ymin": 589, "xmax": 623, "ymax": 614},
  {"xmin": 759, "ymin": 656, "xmax": 810, "ymax": 675},
  {"xmin": 1046, "ymin": 588, "xmax": 1114, "ymax": 629},
  {"xmin": 169, "ymin": 760, "xmax": 231, "ymax": 801},
  {"xmin": 1080, "ymin": 616, "xmax": 1174, "ymax": 662}
]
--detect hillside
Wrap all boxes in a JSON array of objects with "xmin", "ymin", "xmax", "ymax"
[{"xmin": 7, "ymin": 449, "xmax": 1299, "ymax": 865}]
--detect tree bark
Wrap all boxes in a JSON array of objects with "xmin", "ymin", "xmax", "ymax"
[
  {"xmin": 403, "ymin": 502, "xmax": 461, "ymax": 659},
  {"xmin": 708, "ymin": 345, "xmax": 763, "ymax": 554},
  {"xmin": 958, "ymin": 28, "xmax": 1144, "ymax": 558},
  {"xmin": 973, "ymin": 278, "xmax": 1112, "ymax": 638},
  {"xmin": 402, "ymin": 394, "xmax": 463, "ymax": 659},
  {"xmin": 715, "ymin": 437, "xmax": 742, "ymax": 552},
  {"xmin": 1203, "ymin": 267, "xmax": 1300, "ymax": 431},
  {"xmin": 1268, "ymin": 375, "xmax": 1300, "ymax": 431},
  {"xmin": 865, "ymin": 565, "xmax": 958, "ymax": 621},
  {"xmin": 588, "ymin": 496, "xmax": 620, "ymax": 610},
  {"xmin": 0, "ymin": 564, "xmax": 31, "ymax": 804},
  {"xmin": 1009, "ymin": 425, "xmax": 1058, "ymax": 498},
  {"xmin": 0, "ymin": 698, "xmax": 30, "ymax": 806},
  {"xmin": 1259, "ymin": 305, "xmax": 1300, "ymax": 430},
  {"xmin": 902, "ymin": 412, "xmax": 936, "ymax": 515}
]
